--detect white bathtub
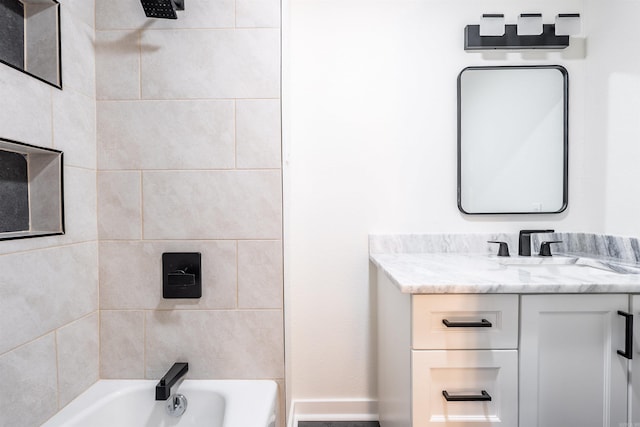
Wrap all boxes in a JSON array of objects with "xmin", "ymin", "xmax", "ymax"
[{"xmin": 41, "ymin": 380, "xmax": 277, "ymax": 427}]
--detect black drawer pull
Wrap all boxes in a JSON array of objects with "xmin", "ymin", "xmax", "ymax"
[
  {"xmin": 442, "ymin": 390, "xmax": 492, "ymax": 402},
  {"xmin": 442, "ymin": 318, "xmax": 492, "ymax": 328},
  {"xmin": 617, "ymin": 310, "xmax": 633, "ymax": 360}
]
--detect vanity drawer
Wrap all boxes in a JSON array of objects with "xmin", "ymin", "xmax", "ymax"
[
  {"xmin": 412, "ymin": 294, "xmax": 518, "ymax": 350},
  {"xmin": 412, "ymin": 350, "xmax": 518, "ymax": 427}
]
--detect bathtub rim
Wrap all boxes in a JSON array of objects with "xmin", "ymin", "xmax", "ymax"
[{"xmin": 40, "ymin": 379, "xmax": 278, "ymax": 427}]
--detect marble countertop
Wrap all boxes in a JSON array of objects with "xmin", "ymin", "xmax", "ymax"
[{"xmin": 370, "ymin": 252, "xmax": 640, "ymax": 294}]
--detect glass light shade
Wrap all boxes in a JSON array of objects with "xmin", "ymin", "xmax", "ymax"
[
  {"xmin": 517, "ymin": 14, "xmax": 543, "ymax": 36},
  {"xmin": 555, "ymin": 14, "xmax": 581, "ymax": 36},
  {"xmin": 480, "ymin": 14, "xmax": 505, "ymax": 36}
]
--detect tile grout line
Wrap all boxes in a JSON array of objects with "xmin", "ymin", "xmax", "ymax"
[
  {"xmin": 236, "ymin": 240, "xmax": 240, "ymax": 309},
  {"xmin": 98, "ymin": 309, "xmax": 102, "ymax": 379},
  {"xmin": 143, "ymin": 310, "xmax": 147, "ymax": 379},
  {"xmin": 234, "ymin": 99, "xmax": 238, "ymax": 169},
  {"xmin": 138, "ymin": 30, "xmax": 142, "ymax": 100},
  {"xmin": 54, "ymin": 329, "xmax": 61, "ymax": 410},
  {"xmin": 140, "ymin": 170, "xmax": 144, "ymax": 239},
  {"xmin": 0, "ymin": 240, "xmax": 97, "ymax": 258}
]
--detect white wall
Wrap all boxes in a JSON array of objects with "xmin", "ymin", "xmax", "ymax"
[
  {"xmin": 585, "ymin": 0, "xmax": 640, "ymax": 237},
  {"xmin": 284, "ymin": 0, "xmax": 606, "ymax": 418}
]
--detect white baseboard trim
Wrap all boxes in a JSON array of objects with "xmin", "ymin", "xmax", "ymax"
[{"xmin": 287, "ymin": 399, "xmax": 378, "ymax": 427}]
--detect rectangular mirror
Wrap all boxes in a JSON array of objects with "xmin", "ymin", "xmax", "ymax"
[
  {"xmin": 0, "ymin": 0, "xmax": 61, "ymax": 89},
  {"xmin": 457, "ymin": 65, "xmax": 568, "ymax": 214}
]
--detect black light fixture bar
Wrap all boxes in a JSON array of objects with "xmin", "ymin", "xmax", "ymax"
[
  {"xmin": 558, "ymin": 13, "xmax": 580, "ymax": 18},
  {"xmin": 464, "ymin": 24, "xmax": 569, "ymax": 50}
]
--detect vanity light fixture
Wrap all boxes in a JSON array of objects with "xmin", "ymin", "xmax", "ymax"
[
  {"xmin": 479, "ymin": 14, "xmax": 505, "ymax": 36},
  {"xmin": 464, "ymin": 13, "xmax": 571, "ymax": 50},
  {"xmin": 517, "ymin": 13, "xmax": 543, "ymax": 36},
  {"xmin": 555, "ymin": 13, "xmax": 581, "ymax": 36}
]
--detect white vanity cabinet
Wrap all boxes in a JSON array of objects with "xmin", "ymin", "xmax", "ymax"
[
  {"xmin": 377, "ymin": 270, "xmax": 634, "ymax": 427},
  {"xmin": 630, "ymin": 295, "xmax": 640, "ymax": 423},
  {"xmin": 519, "ymin": 294, "xmax": 629, "ymax": 427},
  {"xmin": 377, "ymin": 271, "xmax": 519, "ymax": 427}
]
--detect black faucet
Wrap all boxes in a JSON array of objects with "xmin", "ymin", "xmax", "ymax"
[
  {"xmin": 518, "ymin": 229, "xmax": 555, "ymax": 256},
  {"xmin": 155, "ymin": 362, "xmax": 189, "ymax": 400}
]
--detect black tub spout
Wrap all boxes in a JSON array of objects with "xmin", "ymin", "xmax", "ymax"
[{"xmin": 155, "ymin": 362, "xmax": 188, "ymax": 400}]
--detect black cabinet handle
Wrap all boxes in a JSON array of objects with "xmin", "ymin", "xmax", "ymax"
[
  {"xmin": 442, "ymin": 390, "xmax": 492, "ymax": 402},
  {"xmin": 617, "ymin": 310, "xmax": 633, "ymax": 360},
  {"xmin": 442, "ymin": 318, "xmax": 492, "ymax": 328}
]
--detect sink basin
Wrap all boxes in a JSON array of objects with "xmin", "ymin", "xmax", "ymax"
[
  {"xmin": 494, "ymin": 255, "xmax": 640, "ymax": 275},
  {"xmin": 496, "ymin": 256, "xmax": 578, "ymax": 266},
  {"xmin": 574, "ymin": 258, "xmax": 640, "ymax": 274}
]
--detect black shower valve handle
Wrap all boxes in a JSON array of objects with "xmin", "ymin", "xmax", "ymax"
[
  {"xmin": 488, "ymin": 241, "xmax": 510, "ymax": 257},
  {"xmin": 539, "ymin": 240, "xmax": 563, "ymax": 257}
]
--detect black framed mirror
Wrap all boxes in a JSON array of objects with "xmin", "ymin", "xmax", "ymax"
[
  {"xmin": 457, "ymin": 65, "xmax": 568, "ymax": 214},
  {"xmin": 0, "ymin": 0, "xmax": 61, "ymax": 89}
]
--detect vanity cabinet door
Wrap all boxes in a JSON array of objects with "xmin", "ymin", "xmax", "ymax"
[
  {"xmin": 520, "ymin": 294, "xmax": 628, "ymax": 427},
  {"xmin": 630, "ymin": 295, "xmax": 640, "ymax": 423}
]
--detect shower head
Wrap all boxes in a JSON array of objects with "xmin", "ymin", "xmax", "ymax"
[{"xmin": 140, "ymin": 0, "xmax": 184, "ymax": 19}]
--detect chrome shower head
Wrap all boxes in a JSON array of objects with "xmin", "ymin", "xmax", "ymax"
[{"xmin": 140, "ymin": 0, "xmax": 184, "ymax": 19}]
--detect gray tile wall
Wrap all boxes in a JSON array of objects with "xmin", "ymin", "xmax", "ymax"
[
  {"xmin": 1, "ymin": 0, "xmax": 283, "ymax": 424},
  {"xmin": 95, "ymin": 0, "xmax": 284, "ymax": 418},
  {"xmin": 0, "ymin": 0, "xmax": 98, "ymax": 425}
]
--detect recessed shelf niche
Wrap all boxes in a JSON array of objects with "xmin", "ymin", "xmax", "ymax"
[
  {"xmin": 0, "ymin": 137, "xmax": 64, "ymax": 241},
  {"xmin": 0, "ymin": 0, "xmax": 61, "ymax": 88}
]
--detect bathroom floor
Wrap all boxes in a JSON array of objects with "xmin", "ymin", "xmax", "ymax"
[{"xmin": 298, "ymin": 423, "xmax": 380, "ymax": 427}]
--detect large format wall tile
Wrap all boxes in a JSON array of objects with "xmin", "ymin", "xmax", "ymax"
[
  {"xmin": 56, "ymin": 313, "xmax": 99, "ymax": 407},
  {"xmin": 145, "ymin": 310, "xmax": 284, "ymax": 379},
  {"xmin": 99, "ymin": 240, "xmax": 237, "ymax": 309},
  {"xmin": 0, "ymin": 70, "xmax": 52, "ymax": 148},
  {"xmin": 97, "ymin": 100, "xmax": 235, "ymax": 170},
  {"xmin": 0, "ymin": 242, "xmax": 98, "ymax": 354},
  {"xmin": 98, "ymin": 171, "xmax": 142, "ymax": 239},
  {"xmin": 0, "ymin": 335, "xmax": 58, "ymax": 427},
  {"xmin": 236, "ymin": 99, "xmax": 282, "ymax": 169},
  {"xmin": 63, "ymin": 167, "xmax": 98, "ymax": 242},
  {"xmin": 0, "ymin": 0, "xmax": 99, "ymax": 414},
  {"xmin": 94, "ymin": 0, "xmax": 282, "ymax": 391},
  {"xmin": 143, "ymin": 170, "xmax": 282, "ymax": 239},
  {"xmin": 60, "ymin": 8, "xmax": 95, "ymax": 98},
  {"xmin": 53, "ymin": 89, "xmax": 97, "ymax": 169},
  {"xmin": 236, "ymin": 0, "xmax": 281, "ymax": 28},
  {"xmin": 63, "ymin": 0, "xmax": 95, "ymax": 28},
  {"xmin": 95, "ymin": 31, "xmax": 141, "ymax": 100},
  {"xmin": 140, "ymin": 29, "xmax": 280, "ymax": 99},
  {"xmin": 96, "ymin": 0, "xmax": 234, "ymax": 31},
  {"xmin": 238, "ymin": 240, "xmax": 283, "ymax": 309},
  {"xmin": 101, "ymin": 310, "xmax": 145, "ymax": 378}
]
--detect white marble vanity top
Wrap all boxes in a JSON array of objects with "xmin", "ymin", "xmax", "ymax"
[{"xmin": 369, "ymin": 233, "xmax": 640, "ymax": 294}]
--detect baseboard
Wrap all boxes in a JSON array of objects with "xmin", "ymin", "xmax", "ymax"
[{"xmin": 287, "ymin": 399, "xmax": 378, "ymax": 427}]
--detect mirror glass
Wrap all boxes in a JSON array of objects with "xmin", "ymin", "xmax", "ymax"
[
  {"xmin": 0, "ymin": 0, "xmax": 61, "ymax": 88},
  {"xmin": 457, "ymin": 65, "xmax": 568, "ymax": 214}
]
